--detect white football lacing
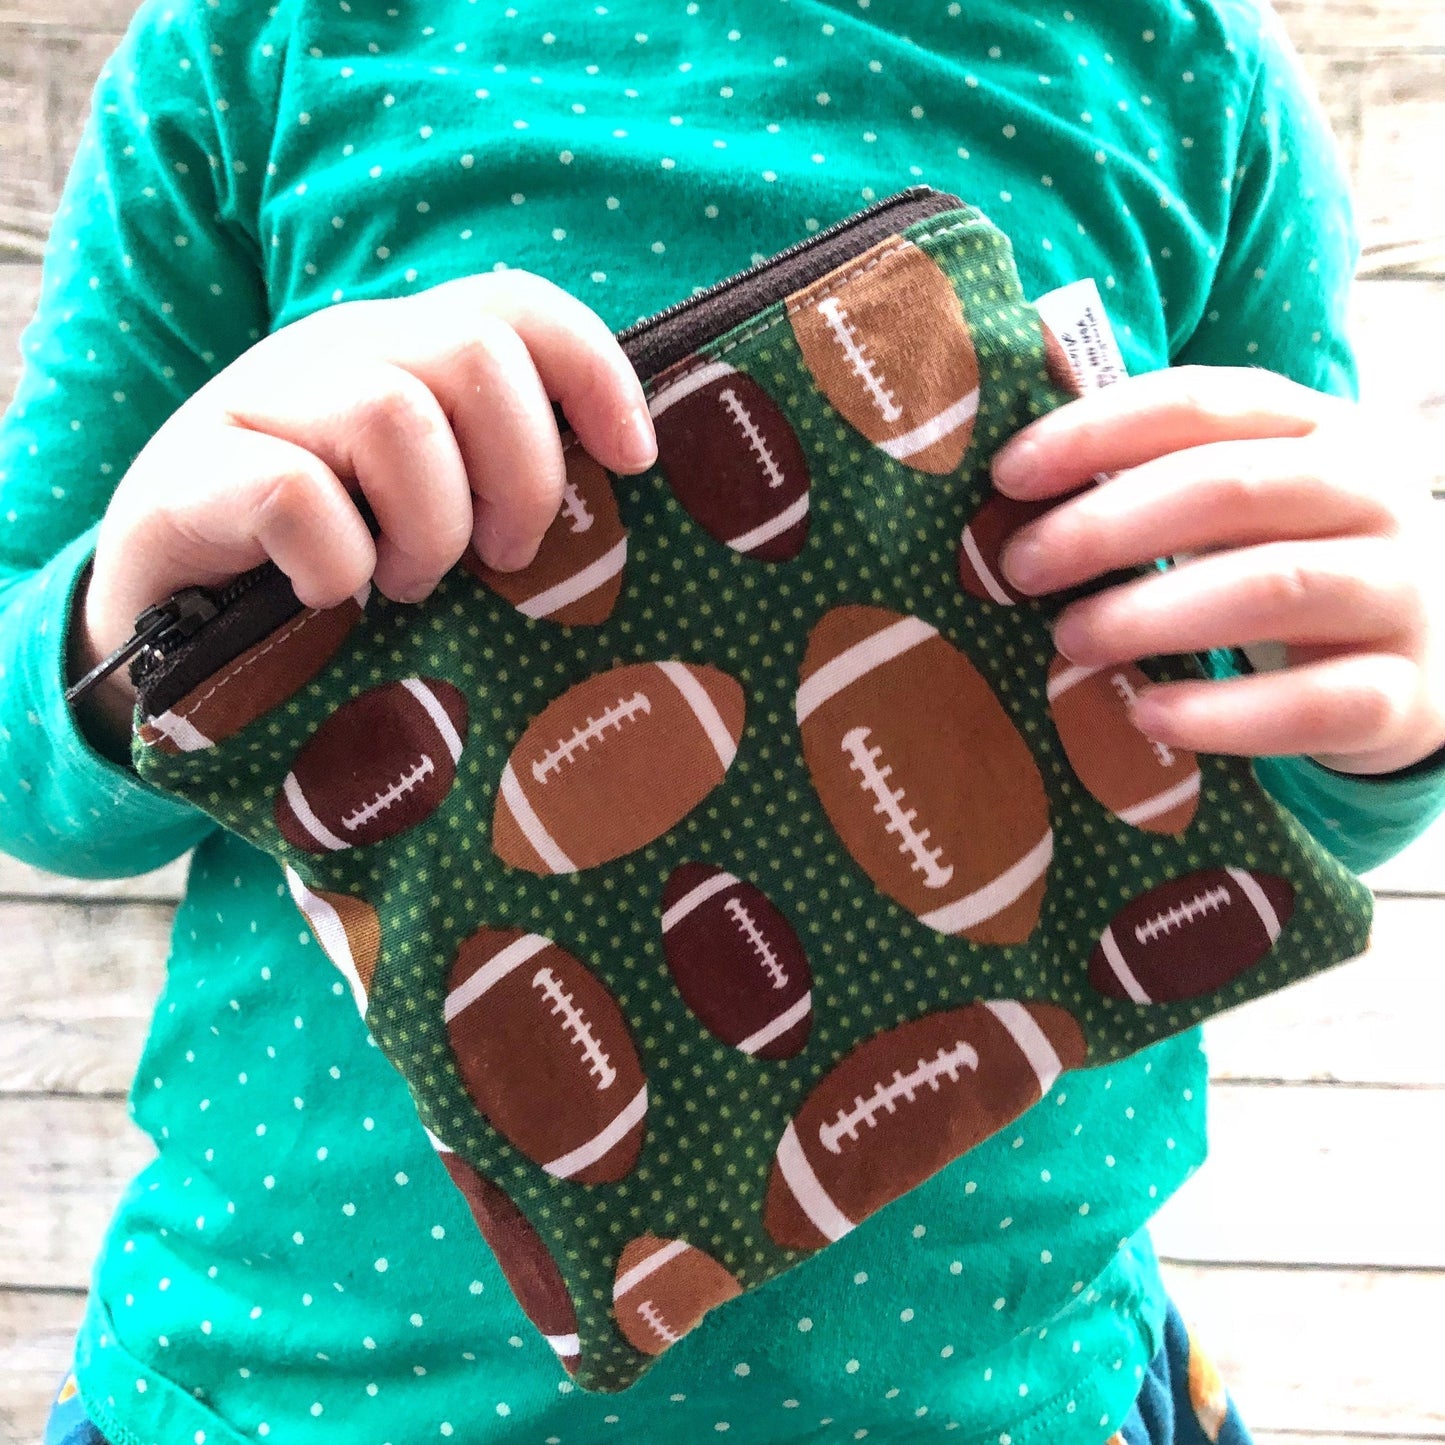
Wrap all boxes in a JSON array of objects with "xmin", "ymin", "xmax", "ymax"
[
  {"xmin": 816, "ymin": 296, "xmax": 903, "ymax": 424},
  {"xmin": 723, "ymin": 896, "xmax": 788, "ymax": 990},
  {"xmin": 1107, "ymin": 670, "xmax": 1176, "ymax": 768},
  {"xmin": 531, "ymin": 966, "xmax": 616, "ymax": 1089},
  {"xmin": 531, "ymin": 691, "xmax": 652, "ymax": 785},
  {"xmin": 1133, "ymin": 885, "xmax": 1232, "ymax": 947},
  {"xmin": 341, "ymin": 754, "xmax": 436, "ymax": 832},
  {"xmin": 559, "ymin": 476, "xmax": 596, "ymax": 535},
  {"xmin": 841, "ymin": 726, "xmax": 954, "ymax": 890},
  {"xmin": 636, "ymin": 1298, "xmax": 682, "ymax": 1345},
  {"xmin": 718, "ymin": 386, "xmax": 786, "ymax": 490},
  {"xmin": 818, "ymin": 1041, "xmax": 980, "ymax": 1154}
]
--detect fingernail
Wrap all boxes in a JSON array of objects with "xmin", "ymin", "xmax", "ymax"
[
  {"xmin": 490, "ymin": 536, "xmax": 540, "ymax": 573},
  {"xmin": 619, "ymin": 405, "xmax": 657, "ymax": 471},
  {"xmin": 1001, "ymin": 532, "xmax": 1044, "ymax": 592},
  {"xmin": 991, "ymin": 437, "xmax": 1039, "ymax": 496},
  {"xmin": 1050, "ymin": 615, "xmax": 1082, "ymax": 662}
]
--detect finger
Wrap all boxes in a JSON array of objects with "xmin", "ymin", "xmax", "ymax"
[
  {"xmin": 410, "ymin": 272, "xmax": 657, "ymax": 476},
  {"xmin": 407, "ymin": 311, "xmax": 569, "ymax": 572},
  {"xmin": 132, "ymin": 425, "xmax": 377, "ymax": 614},
  {"xmin": 1000, "ymin": 435, "xmax": 1391, "ymax": 596},
  {"xmin": 221, "ymin": 360, "xmax": 475, "ymax": 599},
  {"xmin": 992, "ymin": 365, "xmax": 1345, "ymax": 500},
  {"xmin": 1129, "ymin": 652, "xmax": 1424, "ymax": 769},
  {"xmin": 1051, "ymin": 537, "xmax": 1422, "ymax": 666}
]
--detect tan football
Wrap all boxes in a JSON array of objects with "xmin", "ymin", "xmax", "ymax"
[
  {"xmin": 789, "ymin": 236, "xmax": 979, "ymax": 474},
  {"xmin": 1047, "ymin": 655, "xmax": 1201, "ymax": 836},
  {"xmin": 796, "ymin": 606, "xmax": 1052, "ymax": 945},
  {"xmin": 284, "ymin": 865, "xmax": 381, "ymax": 1014},
  {"xmin": 444, "ymin": 928, "xmax": 648, "ymax": 1184},
  {"xmin": 464, "ymin": 443, "xmax": 626, "ymax": 626},
  {"xmin": 492, "ymin": 661, "xmax": 745, "ymax": 875},
  {"xmin": 612, "ymin": 1233, "xmax": 742, "ymax": 1357}
]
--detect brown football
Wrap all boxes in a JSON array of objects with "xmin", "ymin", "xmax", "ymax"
[
  {"xmin": 1048, "ymin": 655, "xmax": 1201, "ymax": 836},
  {"xmin": 660, "ymin": 863, "xmax": 812, "ymax": 1059},
  {"xmin": 427, "ymin": 1134, "xmax": 581, "ymax": 1375},
  {"xmin": 284, "ymin": 864, "xmax": 380, "ymax": 1015},
  {"xmin": 137, "ymin": 587, "xmax": 368, "ymax": 753},
  {"xmin": 612, "ymin": 1233, "xmax": 742, "ymax": 1357},
  {"xmin": 492, "ymin": 661, "xmax": 745, "ymax": 875},
  {"xmin": 956, "ymin": 493, "xmax": 1061, "ymax": 606},
  {"xmin": 1089, "ymin": 868, "xmax": 1296, "ymax": 1004},
  {"xmin": 649, "ymin": 359, "xmax": 811, "ymax": 562},
  {"xmin": 274, "ymin": 677, "xmax": 468, "ymax": 853},
  {"xmin": 444, "ymin": 928, "xmax": 647, "ymax": 1184},
  {"xmin": 796, "ymin": 606, "xmax": 1052, "ymax": 945},
  {"xmin": 789, "ymin": 236, "xmax": 979, "ymax": 475},
  {"xmin": 463, "ymin": 443, "xmax": 626, "ymax": 625},
  {"xmin": 764, "ymin": 1001, "xmax": 1087, "ymax": 1252}
]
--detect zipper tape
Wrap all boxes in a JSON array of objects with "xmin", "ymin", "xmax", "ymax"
[{"xmin": 115, "ymin": 187, "xmax": 968, "ymax": 721}]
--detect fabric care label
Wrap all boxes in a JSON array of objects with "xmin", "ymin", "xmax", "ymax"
[{"xmin": 1033, "ymin": 278, "xmax": 1128, "ymax": 393}]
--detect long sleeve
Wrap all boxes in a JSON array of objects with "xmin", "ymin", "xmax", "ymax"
[
  {"xmin": 1171, "ymin": 4, "xmax": 1445, "ymax": 874},
  {"xmin": 0, "ymin": 0, "xmax": 277, "ymax": 877}
]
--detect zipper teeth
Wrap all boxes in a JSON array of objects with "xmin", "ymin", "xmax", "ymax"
[{"xmin": 615, "ymin": 184, "xmax": 939, "ymax": 346}]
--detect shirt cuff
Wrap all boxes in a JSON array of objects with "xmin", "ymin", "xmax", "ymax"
[
  {"xmin": 3, "ymin": 522, "xmax": 212, "ymax": 877},
  {"xmin": 1254, "ymin": 749, "xmax": 1445, "ymax": 879}
]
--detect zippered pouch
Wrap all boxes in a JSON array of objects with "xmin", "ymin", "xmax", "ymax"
[{"xmin": 121, "ymin": 189, "xmax": 1373, "ymax": 1392}]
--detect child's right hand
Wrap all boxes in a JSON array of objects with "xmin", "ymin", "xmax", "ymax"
[{"xmin": 72, "ymin": 272, "xmax": 657, "ymax": 736}]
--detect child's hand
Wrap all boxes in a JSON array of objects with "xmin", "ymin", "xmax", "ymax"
[
  {"xmin": 991, "ymin": 366, "xmax": 1445, "ymax": 776},
  {"xmin": 75, "ymin": 272, "xmax": 656, "ymax": 726}
]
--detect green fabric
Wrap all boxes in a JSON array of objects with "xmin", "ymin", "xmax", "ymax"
[
  {"xmin": 0, "ymin": 0, "xmax": 1438, "ymax": 1438},
  {"xmin": 127, "ymin": 201, "xmax": 1375, "ymax": 1393}
]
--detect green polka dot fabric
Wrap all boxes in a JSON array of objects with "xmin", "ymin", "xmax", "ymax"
[{"xmin": 131, "ymin": 203, "xmax": 1372, "ymax": 1393}]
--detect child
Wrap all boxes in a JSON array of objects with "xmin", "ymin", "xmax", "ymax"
[{"xmin": 4, "ymin": 1, "xmax": 1444, "ymax": 1442}]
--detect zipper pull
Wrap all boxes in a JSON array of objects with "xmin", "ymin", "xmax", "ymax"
[{"xmin": 65, "ymin": 586, "xmax": 221, "ymax": 706}]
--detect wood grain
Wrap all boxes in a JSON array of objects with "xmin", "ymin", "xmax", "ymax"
[
  {"xmin": 0, "ymin": 1097, "xmax": 151, "ymax": 1291},
  {"xmin": 0, "ymin": 901, "xmax": 172, "ymax": 1096},
  {"xmin": 1206, "ymin": 897, "xmax": 1445, "ymax": 1085},
  {"xmin": 1160, "ymin": 1264, "xmax": 1445, "ymax": 1438},
  {"xmin": 0, "ymin": 853, "xmax": 187, "ymax": 902},
  {"xmin": 0, "ymin": 1289, "xmax": 86, "ymax": 1445},
  {"xmin": 1151, "ymin": 1085, "xmax": 1445, "ymax": 1268},
  {"xmin": 1273, "ymin": 0, "xmax": 1445, "ymax": 55}
]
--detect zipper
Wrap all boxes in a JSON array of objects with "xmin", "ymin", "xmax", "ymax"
[
  {"xmin": 618, "ymin": 185, "xmax": 962, "ymax": 377},
  {"xmin": 93, "ymin": 185, "xmax": 968, "ymax": 720}
]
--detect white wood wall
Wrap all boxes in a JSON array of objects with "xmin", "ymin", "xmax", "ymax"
[{"xmin": 1, "ymin": 2, "xmax": 1443, "ymax": 1441}]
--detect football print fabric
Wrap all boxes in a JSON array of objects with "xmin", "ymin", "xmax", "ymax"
[{"xmin": 132, "ymin": 202, "xmax": 1374, "ymax": 1392}]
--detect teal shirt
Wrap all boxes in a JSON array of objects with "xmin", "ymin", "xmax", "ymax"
[{"xmin": 2, "ymin": 2, "xmax": 1442, "ymax": 1442}]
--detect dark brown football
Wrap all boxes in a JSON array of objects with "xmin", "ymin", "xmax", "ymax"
[
  {"xmin": 650, "ymin": 359, "xmax": 811, "ymax": 562},
  {"xmin": 444, "ymin": 928, "xmax": 647, "ymax": 1184},
  {"xmin": 957, "ymin": 494, "xmax": 1060, "ymax": 606},
  {"xmin": 428, "ymin": 1135, "xmax": 581, "ymax": 1375},
  {"xmin": 274, "ymin": 678, "xmax": 468, "ymax": 852},
  {"xmin": 660, "ymin": 863, "xmax": 812, "ymax": 1059},
  {"xmin": 138, "ymin": 588, "xmax": 368, "ymax": 753},
  {"xmin": 1089, "ymin": 868, "xmax": 1296, "ymax": 1004},
  {"xmin": 764, "ymin": 1002, "xmax": 1087, "ymax": 1252}
]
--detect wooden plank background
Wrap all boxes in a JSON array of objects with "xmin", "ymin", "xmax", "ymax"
[{"xmin": 1, "ymin": 2, "xmax": 1443, "ymax": 1442}]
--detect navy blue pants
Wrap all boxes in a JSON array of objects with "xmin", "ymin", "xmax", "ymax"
[{"xmin": 46, "ymin": 1299, "xmax": 1253, "ymax": 1445}]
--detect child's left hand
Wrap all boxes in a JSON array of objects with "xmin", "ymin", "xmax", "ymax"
[{"xmin": 991, "ymin": 365, "xmax": 1445, "ymax": 776}]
